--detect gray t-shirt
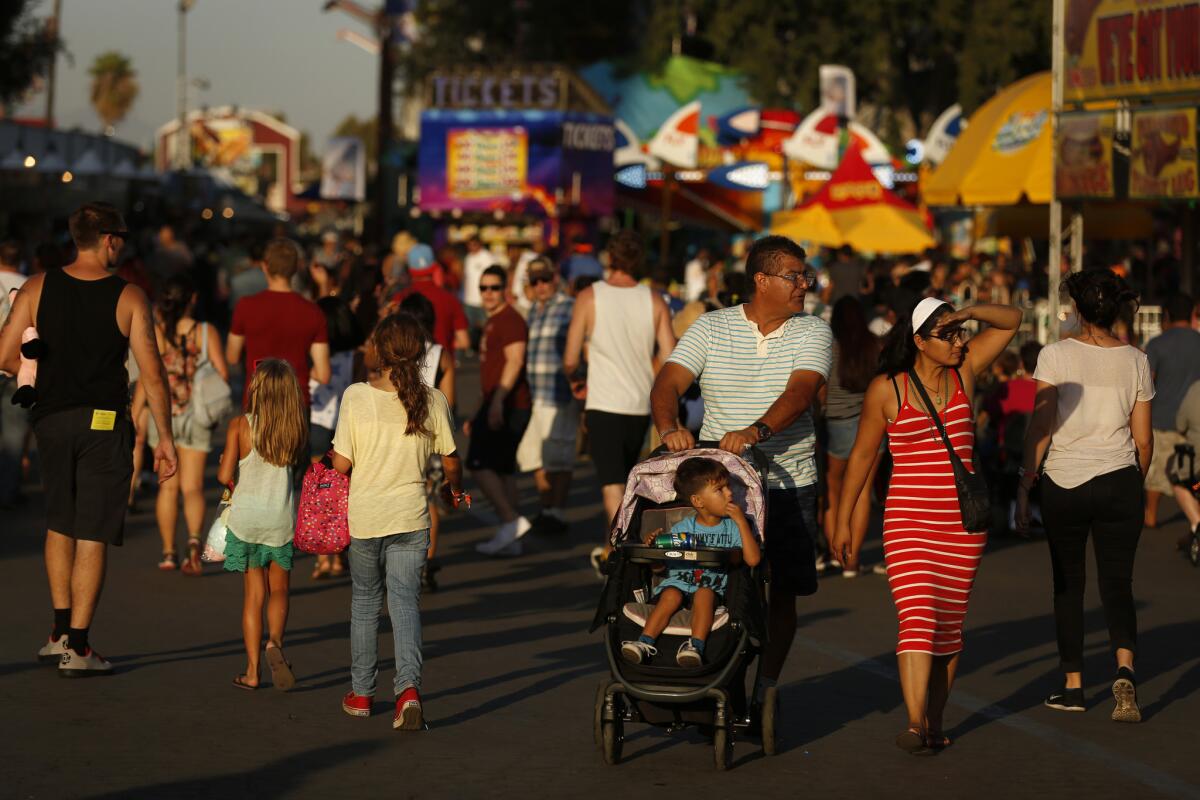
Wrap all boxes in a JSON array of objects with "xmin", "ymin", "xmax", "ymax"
[
  {"xmin": 825, "ymin": 342, "xmax": 865, "ymax": 419},
  {"xmin": 1146, "ymin": 327, "xmax": 1200, "ymax": 430}
]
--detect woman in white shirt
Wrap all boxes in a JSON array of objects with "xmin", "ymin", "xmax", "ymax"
[{"xmin": 1018, "ymin": 269, "xmax": 1152, "ymax": 724}]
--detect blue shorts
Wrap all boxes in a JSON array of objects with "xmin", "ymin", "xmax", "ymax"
[{"xmin": 825, "ymin": 416, "xmax": 860, "ymax": 460}]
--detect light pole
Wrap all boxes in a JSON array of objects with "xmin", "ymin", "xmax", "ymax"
[
  {"xmin": 44, "ymin": 0, "xmax": 62, "ymax": 129},
  {"xmin": 176, "ymin": 0, "xmax": 196, "ymax": 170}
]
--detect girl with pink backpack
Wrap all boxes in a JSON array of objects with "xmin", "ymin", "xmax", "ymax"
[{"xmin": 331, "ymin": 312, "xmax": 466, "ymax": 731}]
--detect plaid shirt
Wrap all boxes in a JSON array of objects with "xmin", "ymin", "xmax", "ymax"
[{"xmin": 525, "ymin": 292, "xmax": 575, "ymax": 406}]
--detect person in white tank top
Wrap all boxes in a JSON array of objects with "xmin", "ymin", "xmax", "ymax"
[{"xmin": 564, "ymin": 231, "xmax": 677, "ymax": 575}]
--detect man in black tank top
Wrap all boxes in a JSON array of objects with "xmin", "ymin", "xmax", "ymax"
[{"xmin": 0, "ymin": 202, "xmax": 178, "ymax": 677}]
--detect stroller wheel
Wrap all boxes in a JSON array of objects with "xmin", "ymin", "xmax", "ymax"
[
  {"xmin": 761, "ymin": 686, "xmax": 779, "ymax": 756},
  {"xmin": 713, "ymin": 725, "xmax": 732, "ymax": 771},
  {"xmin": 601, "ymin": 715, "xmax": 623, "ymax": 765},
  {"xmin": 593, "ymin": 682, "xmax": 608, "ymax": 748}
]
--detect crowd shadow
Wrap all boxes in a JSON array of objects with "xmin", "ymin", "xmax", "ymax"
[{"xmin": 79, "ymin": 740, "xmax": 387, "ymax": 800}]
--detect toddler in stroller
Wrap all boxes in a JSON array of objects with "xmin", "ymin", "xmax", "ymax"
[
  {"xmin": 592, "ymin": 445, "xmax": 774, "ymax": 769},
  {"xmin": 621, "ymin": 457, "xmax": 761, "ymax": 668}
]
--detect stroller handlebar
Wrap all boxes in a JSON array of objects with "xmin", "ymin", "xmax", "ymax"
[
  {"xmin": 618, "ymin": 544, "xmax": 737, "ymax": 568},
  {"xmin": 649, "ymin": 440, "xmax": 771, "ymax": 486}
]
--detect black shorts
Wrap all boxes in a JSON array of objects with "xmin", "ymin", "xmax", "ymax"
[
  {"xmin": 467, "ymin": 406, "xmax": 531, "ymax": 475},
  {"xmin": 765, "ymin": 485, "xmax": 819, "ymax": 597},
  {"xmin": 585, "ymin": 410, "xmax": 649, "ymax": 486},
  {"xmin": 34, "ymin": 407, "xmax": 134, "ymax": 546}
]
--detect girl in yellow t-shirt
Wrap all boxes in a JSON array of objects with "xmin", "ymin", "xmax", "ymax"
[{"xmin": 332, "ymin": 312, "xmax": 466, "ymax": 730}]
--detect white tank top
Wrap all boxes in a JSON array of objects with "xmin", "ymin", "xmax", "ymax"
[
  {"xmin": 226, "ymin": 416, "xmax": 296, "ymax": 548},
  {"xmin": 420, "ymin": 342, "xmax": 442, "ymax": 387},
  {"xmin": 586, "ymin": 282, "xmax": 655, "ymax": 415}
]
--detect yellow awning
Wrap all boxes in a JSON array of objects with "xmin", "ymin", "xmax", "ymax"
[{"xmin": 925, "ymin": 72, "xmax": 1053, "ymax": 206}]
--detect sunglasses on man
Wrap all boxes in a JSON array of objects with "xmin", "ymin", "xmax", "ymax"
[
  {"xmin": 478, "ymin": 283, "xmax": 505, "ymax": 293},
  {"xmin": 528, "ymin": 274, "xmax": 555, "ymax": 286}
]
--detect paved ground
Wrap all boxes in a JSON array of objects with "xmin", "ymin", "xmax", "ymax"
[{"xmin": 4, "ymin": 365, "xmax": 1200, "ymax": 799}]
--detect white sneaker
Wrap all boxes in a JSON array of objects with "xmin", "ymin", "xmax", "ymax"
[
  {"xmin": 676, "ymin": 640, "xmax": 703, "ymax": 668},
  {"xmin": 871, "ymin": 562, "xmax": 888, "ymax": 576},
  {"xmin": 58, "ymin": 647, "xmax": 114, "ymax": 678},
  {"xmin": 513, "ymin": 515, "xmax": 533, "ymax": 540},
  {"xmin": 841, "ymin": 567, "xmax": 859, "ymax": 578},
  {"xmin": 38, "ymin": 634, "xmax": 68, "ymax": 663},
  {"xmin": 620, "ymin": 640, "xmax": 657, "ymax": 664},
  {"xmin": 476, "ymin": 521, "xmax": 517, "ymax": 554}
]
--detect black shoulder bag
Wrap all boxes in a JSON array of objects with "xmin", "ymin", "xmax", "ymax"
[{"xmin": 906, "ymin": 369, "xmax": 990, "ymax": 533}]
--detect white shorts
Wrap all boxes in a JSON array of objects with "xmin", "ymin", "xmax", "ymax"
[{"xmin": 517, "ymin": 400, "xmax": 581, "ymax": 473}]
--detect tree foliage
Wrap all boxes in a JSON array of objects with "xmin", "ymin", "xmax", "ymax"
[
  {"xmin": 0, "ymin": 0, "xmax": 63, "ymax": 109},
  {"xmin": 88, "ymin": 51, "xmax": 138, "ymax": 134}
]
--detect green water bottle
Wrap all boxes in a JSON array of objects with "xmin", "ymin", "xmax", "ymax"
[{"xmin": 653, "ymin": 532, "xmax": 693, "ymax": 549}]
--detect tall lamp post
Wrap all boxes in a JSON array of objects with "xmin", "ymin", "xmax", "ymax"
[{"xmin": 176, "ymin": 0, "xmax": 196, "ymax": 170}]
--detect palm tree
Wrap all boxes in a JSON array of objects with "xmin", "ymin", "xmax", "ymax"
[{"xmin": 89, "ymin": 51, "xmax": 138, "ymax": 136}]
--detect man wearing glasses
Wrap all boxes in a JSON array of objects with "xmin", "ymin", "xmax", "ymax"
[
  {"xmin": 651, "ymin": 234, "xmax": 832, "ymax": 718},
  {"xmin": 470, "ymin": 265, "xmax": 534, "ymax": 556},
  {"xmin": 515, "ymin": 260, "xmax": 578, "ymax": 536},
  {"xmin": 0, "ymin": 202, "xmax": 178, "ymax": 677}
]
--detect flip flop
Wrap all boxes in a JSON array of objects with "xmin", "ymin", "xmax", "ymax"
[
  {"xmin": 265, "ymin": 645, "xmax": 295, "ymax": 691},
  {"xmin": 926, "ymin": 733, "xmax": 953, "ymax": 751},
  {"xmin": 895, "ymin": 728, "xmax": 935, "ymax": 756},
  {"xmin": 232, "ymin": 675, "xmax": 259, "ymax": 691}
]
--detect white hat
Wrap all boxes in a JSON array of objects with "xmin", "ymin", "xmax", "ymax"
[{"xmin": 912, "ymin": 297, "xmax": 951, "ymax": 332}]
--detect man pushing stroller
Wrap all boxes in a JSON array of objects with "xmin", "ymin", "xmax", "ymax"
[{"xmin": 621, "ymin": 457, "xmax": 761, "ymax": 667}]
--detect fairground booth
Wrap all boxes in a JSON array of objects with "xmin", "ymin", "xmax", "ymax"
[{"xmin": 414, "ymin": 66, "xmax": 615, "ymax": 256}]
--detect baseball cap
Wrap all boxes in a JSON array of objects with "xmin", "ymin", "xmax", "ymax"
[{"xmin": 407, "ymin": 243, "xmax": 435, "ymax": 271}]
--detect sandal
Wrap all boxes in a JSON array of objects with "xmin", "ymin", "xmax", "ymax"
[
  {"xmin": 895, "ymin": 727, "xmax": 935, "ymax": 756},
  {"xmin": 925, "ymin": 732, "xmax": 953, "ymax": 751},
  {"xmin": 158, "ymin": 552, "xmax": 178, "ymax": 571},
  {"xmin": 329, "ymin": 558, "xmax": 346, "ymax": 578},
  {"xmin": 265, "ymin": 644, "xmax": 295, "ymax": 691},
  {"xmin": 232, "ymin": 674, "xmax": 259, "ymax": 691},
  {"xmin": 311, "ymin": 563, "xmax": 330, "ymax": 581},
  {"xmin": 180, "ymin": 540, "xmax": 203, "ymax": 576}
]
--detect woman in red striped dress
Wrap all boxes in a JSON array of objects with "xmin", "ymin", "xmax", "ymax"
[{"xmin": 833, "ymin": 297, "xmax": 1020, "ymax": 755}]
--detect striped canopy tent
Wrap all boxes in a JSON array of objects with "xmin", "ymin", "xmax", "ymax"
[{"xmin": 770, "ymin": 144, "xmax": 934, "ymax": 253}]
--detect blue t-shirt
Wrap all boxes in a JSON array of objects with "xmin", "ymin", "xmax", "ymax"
[
  {"xmin": 655, "ymin": 515, "xmax": 741, "ymax": 597},
  {"xmin": 1146, "ymin": 327, "xmax": 1200, "ymax": 430}
]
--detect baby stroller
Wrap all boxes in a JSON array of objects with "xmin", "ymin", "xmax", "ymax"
[{"xmin": 590, "ymin": 445, "xmax": 773, "ymax": 769}]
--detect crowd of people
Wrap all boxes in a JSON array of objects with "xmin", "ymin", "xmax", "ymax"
[{"xmin": 1, "ymin": 199, "xmax": 1197, "ymax": 747}]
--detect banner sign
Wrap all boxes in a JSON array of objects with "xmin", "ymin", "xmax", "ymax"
[
  {"xmin": 320, "ymin": 137, "xmax": 366, "ymax": 202},
  {"xmin": 819, "ymin": 65, "xmax": 856, "ymax": 119},
  {"xmin": 418, "ymin": 110, "xmax": 613, "ymax": 216},
  {"xmin": 1055, "ymin": 111, "xmax": 1116, "ymax": 198},
  {"xmin": 1129, "ymin": 107, "xmax": 1199, "ymax": 198},
  {"xmin": 1065, "ymin": 0, "xmax": 1200, "ymax": 102}
]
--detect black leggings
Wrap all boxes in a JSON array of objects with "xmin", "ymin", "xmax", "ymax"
[{"xmin": 1041, "ymin": 466, "xmax": 1143, "ymax": 673}]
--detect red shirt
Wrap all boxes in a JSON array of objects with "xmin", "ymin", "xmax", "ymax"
[
  {"xmin": 231, "ymin": 290, "xmax": 328, "ymax": 405},
  {"xmin": 392, "ymin": 280, "xmax": 468, "ymax": 352},
  {"xmin": 480, "ymin": 304, "xmax": 531, "ymax": 409}
]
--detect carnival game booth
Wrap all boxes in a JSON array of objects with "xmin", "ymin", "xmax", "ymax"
[{"xmin": 416, "ymin": 66, "xmax": 615, "ymax": 253}]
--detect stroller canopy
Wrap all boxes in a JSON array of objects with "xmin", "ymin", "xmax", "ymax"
[{"xmin": 609, "ymin": 448, "xmax": 767, "ymax": 547}]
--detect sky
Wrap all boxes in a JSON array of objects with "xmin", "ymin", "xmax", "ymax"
[{"xmin": 15, "ymin": 0, "xmax": 378, "ymax": 152}]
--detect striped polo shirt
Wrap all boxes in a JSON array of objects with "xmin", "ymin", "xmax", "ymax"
[{"xmin": 667, "ymin": 304, "xmax": 832, "ymax": 489}]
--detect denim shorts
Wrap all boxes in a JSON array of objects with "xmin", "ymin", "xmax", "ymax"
[{"xmin": 825, "ymin": 416, "xmax": 860, "ymax": 460}]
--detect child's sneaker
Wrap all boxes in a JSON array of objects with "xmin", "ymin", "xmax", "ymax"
[
  {"xmin": 676, "ymin": 640, "xmax": 703, "ymax": 668},
  {"xmin": 620, "ymin": 641, "xmax": 657, "ymax": 664},
  {"xmin": 342, "ymin": 691, "xmax": 372, "ymax": 718},
  {"xmin": 393, "ymin": 687, "xmax": 424, "ymax": 731}
]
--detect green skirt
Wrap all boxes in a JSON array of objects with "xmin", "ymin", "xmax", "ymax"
[{"xmin": 222, "ymin": 528, "xmax": 294, "ymax": 572}]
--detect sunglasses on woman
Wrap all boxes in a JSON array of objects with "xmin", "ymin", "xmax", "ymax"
[
  {"xmin": 930, "ymin": 326, "xmax": 966, "ymax": 342},
  {"xmin": 528, "ymin": 275, "xmax": 554, "ymax": 286}
]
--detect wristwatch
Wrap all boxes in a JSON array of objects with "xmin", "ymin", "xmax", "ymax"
[{"xmin": 753, "ymin": 421, "xmax": 774, "ymax": 443}]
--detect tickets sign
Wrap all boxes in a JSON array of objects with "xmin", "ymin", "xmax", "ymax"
[
  {"xmin": 1055, "ymin": 111, "xmax": 1115, "ymax": 198},
  {"xmin": 1064, "ymin": 0, "xmax": 1200, "ymax": 102},
  {"xmin": 1129, "ymin": 107, "xmax": 1199, "ymax": 198}
]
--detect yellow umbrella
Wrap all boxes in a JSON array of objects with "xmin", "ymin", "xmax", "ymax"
[
  {"xmin": 925, "ymin": 72, "xmax": 1053, "ymax": 205},
  {"xmin": 770, "ymin": 145, "xmax": 934, "ymax": 254}
]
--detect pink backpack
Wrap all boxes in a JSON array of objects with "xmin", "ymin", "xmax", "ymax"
[{"xmin": 293, "ymin": 458, "xmax": 350, "ymax": 554}]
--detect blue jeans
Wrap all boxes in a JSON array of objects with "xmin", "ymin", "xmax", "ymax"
[
  {"xmin": 0, "ymin": 378, "xmax": 29, "ymax": 505},
  {"xmin": 348, "ymin": 530, "xmax": 428, "ymax": 697}
]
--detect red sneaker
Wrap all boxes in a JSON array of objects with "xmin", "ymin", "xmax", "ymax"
[
  {"xmin": 393, "ymin": 687, "xmax": 423, "ymax": 731},
  {"xmin": 342, "ymin": 691, "xmax": 372, "ymax": 718}
]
